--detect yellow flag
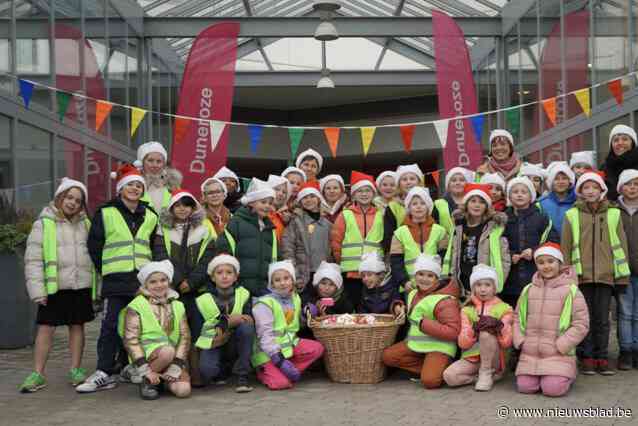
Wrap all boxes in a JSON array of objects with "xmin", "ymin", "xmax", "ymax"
[
  {"xmin": 360, "ymin": 127, "xmax": 376, "ymax": 156},
  {"xmin": 574, "ymin": 88, "xmax": 591, "ymax": 117},
  {"xmin": 130, "ymin": 107, "xmax": 147, "ymax": 137}
]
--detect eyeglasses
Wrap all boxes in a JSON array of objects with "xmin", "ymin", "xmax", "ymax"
[{"xmin": 205, "ymin": 190, "xmax": 224, "ymax": 196}]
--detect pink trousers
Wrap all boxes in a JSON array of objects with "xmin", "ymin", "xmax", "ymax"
[
  {"xmin": 256, "ymin": 338, "xmax": 324, "ymax": 390},
  {"xmin": 517, "ymin": 374, "xmax": 573, "ymax": 397}
]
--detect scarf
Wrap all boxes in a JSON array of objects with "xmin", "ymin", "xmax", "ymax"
[
  {"xmin": 488, "ymin": 153, "xmax": 521, "ymax": 181},
  {"xmin": 144, "ymin": 172, "xmax": 165, "ymax": 189},
  {"xmin": 604, "ymin": 146, "xmax": 638, "ymax": 171},
  {"xmin": 139, "ymin": 286, "xmax": 178, "ymax": 306},
  {"xmin": 303, "ymin": 207, "xmax": 322, "ymax": 221}
]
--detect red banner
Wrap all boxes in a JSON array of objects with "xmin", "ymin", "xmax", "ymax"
[
  {"xmin": 171, "ymin": 23, "xmax": 239, "ymax": 193},
  {"xmin": 432, "ymin": 11, "xmax": 484, "ymax": 171}
]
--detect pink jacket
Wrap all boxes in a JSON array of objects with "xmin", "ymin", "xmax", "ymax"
[{"xmin": 513, "ymin": 266, "xmax": 589, "ymax": 379}]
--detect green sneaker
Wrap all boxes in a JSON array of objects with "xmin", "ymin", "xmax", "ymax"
[
  {"xmin": 19, "ymin": 372, "xmax": 46, "ymax": 393},
  {"xmin": 69, "ymin": 368, "xmax": 87, "ymax": 386}
]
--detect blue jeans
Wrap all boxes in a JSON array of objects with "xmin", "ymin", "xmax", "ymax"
[
  {"xmin": 617, "ymin": 276, "xmax": 638, "ymax": 353},
  {"xmin": 199, "ymin": 322, "xmax": 255, "ymax": 384}
]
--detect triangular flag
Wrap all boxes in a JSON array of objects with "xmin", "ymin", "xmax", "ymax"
[
  {"xmin": 542, "ymin": 97, "xmax": 557, "ymax": 126},
  {"xmin": 399, "ymin": 125, "xmax": 416, "ymax": 153},
  {"xmin": 18, "ymin": 79, "xmax": 34, "ymax": 109},
  {"xmin": 95, "ymin": 100, "xmax": 113, "ymax": 131},
  {"xmin": 248, "ymin": 125, "xmax": 264, "ymax": 154},
  {"xmin": 324, "ymin": 127, "xmax": 340, "ymax": 158},
  {"xmin": 240, "ymin": 177, "xmax": 251, "ymax": 193},
  {"xmin": 470, "ymin": 115, "xmax": 485, "ymax": 145},
  {"xmin": 431, "ymin": 170, "xmax": 440, "ymax": 188},
  {"xmin": 210, "ymin": 120, "xmax": 226, "ymax": 152},
  {"xmin": 573, "ymin": 88, "xmax": 591, "ymax": 117},
  {"xmin": 608, "ymin": 79, "xmax": 623, "ymax": 105},
  {"xmin": 173, "ymin": 117, "xmax": 191, "ymax": 145},
  {"xmin": 360, "ymin": 127, "xmax": 376, "ymax": 156},
  {"xmin": 505, "ymin": 109, "xmax": 520, "ymax": 139},
  {"xmin": 130, "ymin": 107, "xmax": 147, "ymax": 137},
  {"xmin": 288, "ymin": 128, "xmax": 304, "ymax": 160},
  {"xmin": 56, "ymin": 91, "xmax": 72, "ymax": 122},
  {"xmin": 433, "ymin": 120, "xmax": 449, "ymax": 148}
]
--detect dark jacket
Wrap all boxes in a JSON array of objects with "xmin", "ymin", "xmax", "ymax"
[
  {"xmin": 360, "ymin": 273, "xmax": 402, "ymax": 314},
  {"xmin": 88, "ymin": 197, "xmax": 158, "ymax": 297},
  {"xmin": 215, "ymin": 206, "xmax": 278, "ymax": 297},
  {"xmin": 305, "ymin": 286, "xmax": 355, "ymax": 315},
  {"xmin": 503, "ymin": 205, "xmax": 559, "ymax": 297},
  {"xmin": 617, "ymin": 198, "xmax": 638, "ymax": 275},
  {"xmin": 224, "ymin": 189, "xmax": 244, "ymax": 214},
  {"xmin": 602, "ymin": 147, "xmax": 638, "ymax": 201}
]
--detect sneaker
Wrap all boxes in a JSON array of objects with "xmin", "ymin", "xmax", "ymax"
[
  {"xmin": 75, "ymin": 370, "xmax": 118, "ymax": 393},
  {"xmin": 235, "ymin": 376, "xmax": 254, "ymax": 393},
  {"xmin": 19, "ymin": 372, "xmax": 46, "ymax": 393},
  {"xmin": 119, "ymin": 364, "xmax": 142, "ymax": 384},
  {"xmin": 139, "ymin": 377, "xmax": 160, "ymax": 400},
  {"xmin": 597, "ymin": 359, "xmax": 616, "ymax": 376},
  {"xmin": 68, "ymin": 368, "xmax": 87, "ymax": 386},
  {"xmin": 581, "ymin": 358, "xmax": 597, "ymax": 375},
  {"xmin": 618, "ymin": 352, "xmax": 633, "ymax": 371}
]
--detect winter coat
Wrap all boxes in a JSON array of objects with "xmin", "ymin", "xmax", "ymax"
[
  {"xmin": 538, "ymin": 189, "xmax": 577, "ymax": 236},
  {"xmin": 280, "ymin": 210, "xmax": 333, "ymax": 288},
  {"xmin": 215, "ymin": 206, "xmax": 278, "ymax": 297},
  {"xmin": 152, "ymin": 207, "xmax": 216, "ymax": 293},
  {"xmin": 322, "ymin": 195, "xmax": 349, "ymax": 224},
  {"xmin": 602, "ymin": 146, "xmax": 638, "ymax": 201},
  {"xmin": 143, "ymin": 167, "xmax": 182, "ymax": 212},
  {"xmin": 617, "ymin": 198, "xmax": 638, "ymax": 275},
  {"xmin": 87, "ymin": 197, "xmax": 158, "ymax": 297},
  {"xmin": 360, "ymin": 272, "xmax": 403, "ymax": 314},
  {"xmin": 476, "ymin": 158, "xmax": 522, "ymax": 183},
  {"xmin": 224, "ymin": 189, "xmax": 244, "ymax": 214},
  {"xmin": 513, "ymin": 266, "xmax": 589, "ymax": 380},
  {"xmin": 560, "ymin": 200, "xmax": 630, "ymax": 287},
  {"xmin": 503, "ymin": 206, "xmax": 558, "ymax": 297},
  {"xmin": 24, "ymin": 204, "xmax": 95, "ymax": 301},
  {"xmin": 406, "ymin": 278, "xmax": 461, "ymax": 343}
]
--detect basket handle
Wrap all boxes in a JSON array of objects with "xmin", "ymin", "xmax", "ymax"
[{"xmin": 305, "ymin": 307, "xmax": 313, "ymax": 328}]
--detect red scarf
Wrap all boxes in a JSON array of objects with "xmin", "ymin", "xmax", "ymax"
[{"xmin": 488, "ymin": 153, "xmax": 521, "ymax": 181}]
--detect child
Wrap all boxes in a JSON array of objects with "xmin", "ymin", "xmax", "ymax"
[
  {"xmin": 281, "ymin": 181, "xmax": 333, "ymax": 304},
  {"xmin": 569, "ymin": 151, "xmax": 595, "ymax": 180},
  {"xmin": 359, "ymin": 253, "xmax": 404, "ymax": 316},
  {"xmin": 390, "ymin": 187, "xmax": 448, "ymax": 294},
  {"xmin": 216, "ymin": 178, "xmax": 278, "ymax": 297},
  {"xmin": 136, "ymin": 141, "xmax": 182, "ymax": 212},
  {"xmin": 538, "ymin": 162, "xmax": 577, "ymax": 236},
  {"xmin": 195, "ymin": 254, "xmax": 254, "ymax": 392},
  {"xmin": 252, "ymin": 261, "xmax": 325, "ymax": 390},
  {"xmin": 443, "ymin": 264, "xmax": 513, "ymax": 391},
  {"xmin": 120, "ymin": 260, "xmax": 191, "ymax": 400},
  {"xmin": 20, "ymin": 178, "xmax": 96, "ymax": 393},
  {"xmin": 382, "ymin": 254, "xmax": 460, "ymax": 389},
  {"xmin": 480, "ymin": 173, "xmax": 507, "ymax": 212},
  {"xmin": 281, "ymin": 166, "xmax": 307, "ymax": 201},
  {"xmin": 382, "ymin": 164, "xmax": 424, "ymax": 253},
  {"xmin": 396, "ymin": 164, "xmax": 424, "ymax": 201},
  {"xmin": 295, "ymin": 148, "xmax": 323, "ymax": 182},
  {"xmin": 443, "ymin": 183, "xmax": 510, "ymax": 297},
  {"xmin": 304, "ymin": 261, "xmax": 354, "ymax": 315},
  {"xmin": 616, "ymin": 170, "xmax": 638, "ymax": 369},
  {"xmin": 514, "ymin": 243, "xmax": 589, "ymax": 397},
  {"xmin": 320, "ymin": 174, "xmax": 348, "ymax": 223},
  {"xmin": 561, "ymin": 172, "xmax": 631, "ymax": 375},
  {"xmin": 331, "ymin": 171, "xmax": 384, "ymax": 307},
  {"xmin": 374, "ymin": 171, "xmax": 399, "ymax": 210},
  {"xmin": 433, "ymin": 167, "xmax": 474, "ymax": 237},
  {"xmin": 519, "ymin": 162, "xmax": 546, "ymax": 200},
  {"xmin": 79, "ymin": 164, "xmax": 158, "ymax": 393},
  {"xmin": 200, "ymin": 177, "xmax": 230, "ymax": 237},
  {"xmin": 214, "ymin": 166, "xmax": 243, "ymax": 213},
  {"xmin": 267, "ymin": 174, "xmax": 292, "ymax": 241}
]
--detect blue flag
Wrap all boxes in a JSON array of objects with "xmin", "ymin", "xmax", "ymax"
[
  {"xmin": 249, "ymin": 125, "xmax": 264, "ymax": 154},
  {"xmin": 470, "ymin": 115, "xmax": 486, "ymax": 145},
  {"xmin": 19, "ymin": 79, "xmax": 34, "ymax": 109}
]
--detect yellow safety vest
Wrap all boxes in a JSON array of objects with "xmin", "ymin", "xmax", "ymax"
[
  {"xmin": 394, "ymin": 224, "xmax": 447, "ymax": 277},
  {"xmin": 140, "ymin": 188, "xmax": 171, "ymax": 211},
  {"xmin": 460, "ymin": 302, "xmax": 510, "ymax": 359},
  {"xmin": 405, "ymin": 290, "xmax": 457, "ymax": 357},
  {"xmin": 340, "ymin": 208, "xmax": 384, "ymax": 272},
  {"xmin": 251, "ymin": 293, "xmax": 301, "ymax": 367},
  {"xmin": 388, "ymin": 200, "xmax": 406, "ymax": 227},
  {"xmin": 202, "ymin": 218, "xmax": 219, "ymax": 241},
  {"xmin": 433, "ymin": 199, "xmax": 454, "ymax": 237},
  {"xmin": 161, "ymin": 225, "xmax": 214, "ymax": 264},
  {"xmin": 194, "ymin": 287, "xmax": 250, "ymax": 350}
]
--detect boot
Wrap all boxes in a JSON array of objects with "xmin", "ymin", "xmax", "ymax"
[
  {"xmin": 618, "ymin": 352, "xmax": 632, "ymax": 371},
  {"xmin": 189, "ymin": 348, "xmax": 204, "ymax": 388},
  {"xmin": 139, "ymin": 377, "xmax": 160, "ymax": 400},
  {"xmin": 475, "ymin": 368, "xmax": 494, "ymax": 391},
  {"xmin": 474, "ymin": 331, "xmax": 497, "ymax": 392}
]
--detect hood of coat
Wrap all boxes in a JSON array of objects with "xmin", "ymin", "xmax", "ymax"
[
  {"xmin": 403, "ymin": 214, "xmax": 435, "ymax": 233},
  {"xmin": 39, "ymin": 202, "xmax": 87, "ymax": 224},
  {"xmin": 573, "ymin": 199, "xmax": 611, "ymax": 214},
  {"xmin": 324, "ymin": 194, "xmax": 349, "ymax": 216},
  {"xmin": 159, "ymin": 205, "xmax": 205, "ymax": 229},
  {"xmin": 417, "ymin": 277, "xmax": 461, "ymax": 299},
  {"xmin": 531, "ymin": 265, "xmax": 577, "ymax": 290},
  {"xmin": 138, "ymin": 286, "xmax": 180, "ymax": 305}
]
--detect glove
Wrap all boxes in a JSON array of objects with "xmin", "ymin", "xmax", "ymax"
[
  {"xmin": 271, "ymin": 352, "xmax": 301, "ymax": 382},
  {"xmin": 477, "ymin": 315, "xmax": 504, "ymax": 335}
]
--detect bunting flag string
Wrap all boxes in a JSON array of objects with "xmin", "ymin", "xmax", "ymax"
[
  {"xmin": 324, "ymin": 127, "xmax": 340, "ymax": 158},
  {"xmin": 95, "ymin": 100, "xmax": 113, "ymax": 131},
  {"xmin": 130, "ymin": 107, "xmax": 147, "ymax": 137},
  {"xmin": 209, "ymin": 120, "xmax": 226, "ymax": 152},
  {"xmin": 360, "ymin": 127, "xmax": 376, "ymax": 156},
  {"xmin": 505, "ymin": 109, "xmax": 520, "ymax": 139},
  {"xmin": 173, "ymin": 117, "xmax": 191, "ymax": 145},
  {"xmin": 433, "ymin": 120, "xmax": 449, "ymax": 148},
  {"xmin": 399, "ymin": 125, "xmax": 416, "ymax": 153},
  {"xmin": 56, "ymin": 91, "xmax": 72, "ymax": 122},
  {"xmin": 574, "ymin": 88, "xmax": 591, "ymax": 117},
  {"xmin": 430, "ymin": 170, "xmax": 440, "ymax": 187},
  {"xmin": 288, "ymin": 128, "xmax": 304, "ymax": 160},
  {"xmin": 18, "ymin": 79, "xmax": 34, "ymax": 109},
  {"xmin": 608, "ymin": 78, "xmax": 623, "ymax": 105}
]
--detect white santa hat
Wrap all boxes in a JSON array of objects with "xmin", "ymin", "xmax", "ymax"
[
  {"xmin": 295, "ymin": 148, "xmax": 324, "ymax": 171},
  {"xmin": 268, "ymin": 260, "xmax": 296, "ymax": 287},
  {"xmin": 213, "ymin": 166, "xmax": 240, "ymax": 186},
  {"xmin": 545, "ymin": 162, "xmax": 575, "ymax": 190},
  {"xmin": 413, "ymin": 254, "xmax": 442, "ymax": 278},
  {"xmin": 575, "ymin": 171, "xmax": 608, "ymax": 201},
  {"xmin": 240, "ymin": 178, "xmax": 276, "ymax": 206},
  {"xmin": 111, "ymin": 163, "xmax": 146, "ymax": 194},
  {"xmin": 609, "ymin": 124, "xmax": 637, "ymax": 147},
  {"xmin": 54, "ymin": 177, "xmax": 88, "ymax": 201},
  {"xmin": 617, "ymin": 169, "xmax": 638, "ymax": 194},
  {"xmin": 404, "ymin": 186, "xmax": 433, "ymax": 215},
  {"xmin": 358, "ymin": 252, "xmax": 386, "ymax": 274},
  {"xmin": 319, "ymin": 174, "xmax": 345, "ymax": 193},
  {"xmin": 207, "ymin": 254, "xmax": 240, "ymax": 276},
  {"xmin": 569, "ymin": 151, "xmax": 596, "ymax": 168},
  {"xmin": 281, "ymin": 167, "xmax": 307, "ymax": 182},
  {"xmin": 200, "ymin": 177, "xmax": 228, "ymax": 198},
  {"xmin": 375, "ymin": 171, "xmax": 397, "ymax": 188},
  {"xmin": 167, "ymin": 188, "xmax": 200, "ymax": 211},
  {"xmin": 489, "ymin": 129, "xmax": 514, "ymax": 153},
  {"xmin": 267, "ymin": 174, "xmax": 289, "ymax": 190},
  {"xmin": 469, "ymin": 264, "xmax": 498, "ymax": 289},
  {"xmin": 520, "ymin": 162, "xmax": 546, "ymax": 180},
  {"xmin": 396, "ymin": 164, "xmax": 424, "ymax": 182},
  {"xmin": 445, "ymin": 167, "xmax": 475, "ymax": 190},
  {"xmin": 534, "ymin": 242, "xmax": 564, "ymax": 263},
  {"xmin": 135, "ymin": 141, "xmax": 167, "ymax": 169},
  {"xmin": 507, "ymin": 176, "xmax": 537, "ymax": 204},
  {"xmin": 312, "ymin": 261, "xmax": 343, "ymax": 290},
  {"xmin": 480, "ymin": 172, "xmax": 506, "ymax": 190},
  {"xmin": 137, "ymin": 259, "xmax": 174, "ymax": 286}
]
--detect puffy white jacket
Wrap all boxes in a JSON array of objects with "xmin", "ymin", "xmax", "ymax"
[{"xmin": 24, "ymin": 204, "xmax": 94, "ymax": 301}]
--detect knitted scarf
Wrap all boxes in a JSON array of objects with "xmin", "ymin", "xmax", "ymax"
[{"xmin": 488, "ymin": 153, "xmax": 521, "ymax": 181}]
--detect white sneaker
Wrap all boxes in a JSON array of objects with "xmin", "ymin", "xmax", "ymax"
[
  {"xmin": 119, "ymin": 364, "xmax": 142, "ymax": 384},
  {"xmin": 75, "ymin": 370, "xmax": 118, "ymax": 393}
]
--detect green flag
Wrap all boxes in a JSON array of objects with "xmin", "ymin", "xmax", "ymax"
[
  {"xmin": 56, "ymin": 91, "xmax": 72, "ymax": 122},
  {"xmin": 505, "ymin": 108, "xmax": 520, "ymax": 140},
  {"xmin": 288, "ymin": 128, "xmax": 304, "ymax": 161}
]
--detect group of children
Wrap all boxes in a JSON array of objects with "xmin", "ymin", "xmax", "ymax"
[{"xmin": 18, "ymin": 124, "xmax": 638, "ymax": 400}]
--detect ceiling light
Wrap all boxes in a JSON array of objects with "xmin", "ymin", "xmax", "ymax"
[
  {"xmin": 312, "ymin": 1, "xmax": 341, "ymax": 13},
  {"xmin": 317, "ymin": 69, "xmax": 335, "ymax": 89},
  {"xmin": 314, "ymin": 21, "xmax": 338, "ymax": 41}
]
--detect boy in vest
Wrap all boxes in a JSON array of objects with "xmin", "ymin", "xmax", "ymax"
[
  {"xmin": 519, "ymin": 163, "xmax": 546, "ymax": 200},
  {"xmin": 382, "ymin": 254, "xmax": 461, "ymax": 389},
  {"xmin": 252, "ymin": 261, "xmax": 324, "ymax": 390},
  {"xmin": 569, "ymin": 151, "xmax": 595, "ymax": 181},
  {"xmin": 135, "ymin": 141, "xmax": 182, "ymax": 213},
  {"xmin": 561, "ymin": 172, "xmax": 630, "ymax": 375},
  {"xmin": 331, "ymin": 171, "xmax": 384, "ymax": 308},
  {"xmin": 196, "ymin": 254, "xmax": 254, "ymax": 392},
  {"xmin": 443, "ymin": 264, "xmax": 513, "ymax": 391},
  {"xmin": 78, "ymin": 164, "xmax": 158, "ymax": 393},
  {"xmin": 433, "ymin": 167, "xmax": 474, "ymax": 238},
  {"xmin": 120, "ymin": 260, "xmax": 191, "ymax": 400}
]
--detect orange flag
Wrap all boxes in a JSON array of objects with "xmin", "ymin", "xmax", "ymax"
[
  {"xmin": 399, "ymin": 125, "xmax": 416, "ymax": 153},
  {"xmin": 431, "ymin": 170, "xmax": 440, "ymax": 187},
  {"xmin": 608, "ymin": 79, "xmax": 623, "ymax": 105},
  {"xmin": 173, "ymin": 117, "xmax": 191, "ymax": 145},
  {"xmin": 95, "ymin": 100, "xmax": 113, "ymax": 132},
  {"xmin": 542, "ymin": 97, "xmax": 557, "ymax": 126},
  {"xmin": 324, "ymin": 127, "xmax": 340, "ymax": 158}
]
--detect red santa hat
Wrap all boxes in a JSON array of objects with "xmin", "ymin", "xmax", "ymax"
[
  {"xmin": 296, "ymin": 181, "xmax": 324, "ymax": 204},
  {"xmin": 350, "ymin": 171, "xmax": 376, "ymax": 194},
  {"xmin": 534, "ymin": 242, "xmax": 564, "ymax": 263},
  {"xmin": 462, "ymin": 183, "xmax": 492, "ymax": 207},
  {"xmin": 167, "ymin": 188, "xmax": 200, "ymax": 210},
  {"xmin": 111, "ymin": 163, "xmax": 146, "ymax": 194}
]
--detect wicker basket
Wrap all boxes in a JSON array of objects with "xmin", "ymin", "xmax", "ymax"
[{"xmin": 308, "ymin": 314, "xmax": 404, "ymax": 384}]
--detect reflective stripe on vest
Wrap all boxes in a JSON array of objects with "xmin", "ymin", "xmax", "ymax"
[
  {"xmin": 394, "ymin": 224, "xmax": 447, "ymax": 277},
  {"xmin": 223, "ymin": 229, "xmax": 277, "ymax": 262},
  {"xmin": 488, "ymin": 225, "xmax": 506, "ymax": 292},
  {"xmin": 518, "ymin": 283, "xmax": 578, "ymax": 356},
  {"xmin": 460, "ymin": 302, "xmax": 510, "ymax": 359},
  {"xmin": 340, "ymin": 208, "xmax": 384, "ymax": 272},
  {"xmin": 140, "ymin": 188, "xmax": 171, "ymax": 211},
  {"xmin": 117, "ymin": 295, "xmax": 185, "ymax": 359},
  {"xmin": 194, "ymin": 287, "xmax": 250, "ymax": 350},
  {"xmin": 101, "ymin": 207, "xmax": 157, "ymax": 276},
  {"xmin": 534, "ymin": 202, "xmax": 553, "ymax": 245},
  {"xmin": 564, "ymin": 207, "xmax": 630, "ymax": 279},
  {"xmin": 203, "ymin": 218, "xmax": 219, "ymax": 241},
  {"xmin": 434, "ymin": 199, "xmax": 454, "ymax": 237},
  {"xmin": 388, "ymin": 201, "xmax": 406, "ymax": 227},
  {"xmin": 405, "ymin": 290, "xmax": 457, "ymax": 357},
  {"xmin": 162, "ymin": 225, "xmax": 214, "ymax": 264},
  {"xmin": 251, "ymin": 293, "xmax": 301, "ymax": 367}
]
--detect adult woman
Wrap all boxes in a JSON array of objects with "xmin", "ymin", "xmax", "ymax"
[
  {"xmin": 476, "ymin": 130, "xmax": 522, "ymax": 184},
  {"xmin": 200, "ymin": 177, "xmax": 231, "ymax": 237},
  {"xmin": 136, "ymin": 141, "xmax": 182, "ymax": 212},
  {"xmin": 602, "ymin": 125, "xmax": 638, "ymax": 201}
]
